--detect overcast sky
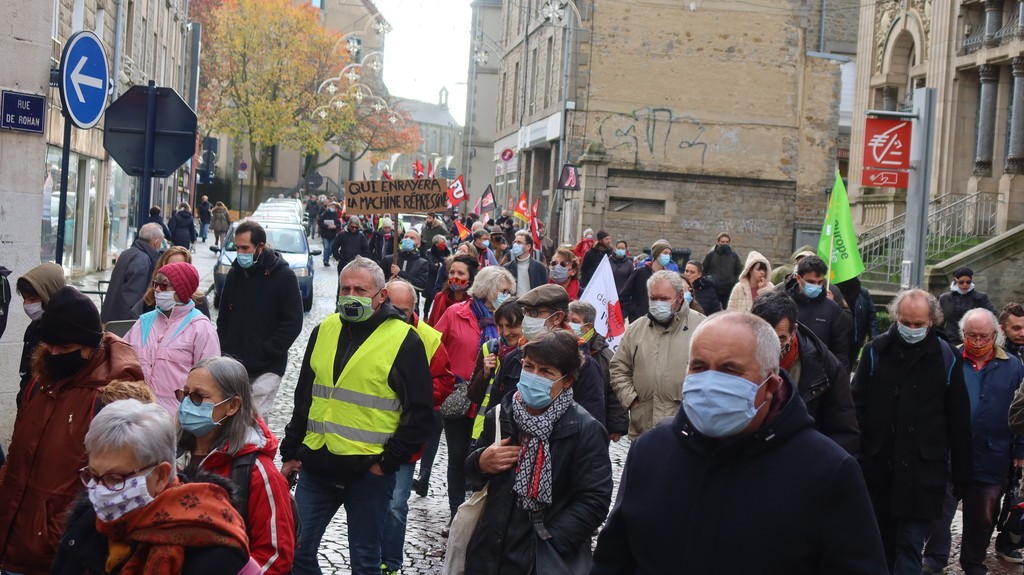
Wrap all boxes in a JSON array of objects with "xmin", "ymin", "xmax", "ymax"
[{"xmin": 373, "ymin": 0, "xmax": 472, "ymax": 124}]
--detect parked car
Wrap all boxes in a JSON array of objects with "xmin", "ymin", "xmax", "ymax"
[{"xmin": 210, "ymin": 220, "xmax": 321, "ymax": 312}]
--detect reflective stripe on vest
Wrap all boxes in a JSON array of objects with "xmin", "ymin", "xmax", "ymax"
[
  {"xmin": 471, "ymin": 339, "xmax": 500, "ymax": 440},
  {"xmin": 303, "ymin": 314, "xmax": 412, "ymax": 456}
]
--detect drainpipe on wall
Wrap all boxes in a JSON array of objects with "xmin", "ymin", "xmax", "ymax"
[
  {"xmin": 112, "ymin": 0, "xmax": 125, "ymax": 101},
  {"xmin": 819, "ymin": 0, "xmax": 827, "ymax": 53}
]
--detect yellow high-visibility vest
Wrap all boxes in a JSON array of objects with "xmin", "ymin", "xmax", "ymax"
[
  {"xmin": 304, "ymin": 314, "xmax": 412, "ymax": 456},
  {"xmin": 471, "ymin": 338, "xmax": 500, "ymax": 440},
  {"xmin": 413, "ymin": 319, "xmax": 442, "ymax": 363}
]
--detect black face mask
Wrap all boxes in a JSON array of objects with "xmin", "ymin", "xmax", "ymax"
[
  {"xmin": 45, "ymin": 349, "xmax": 90, "ymax": 380},
  {"xmin": 716, "ymin": 244, "xmax": 731, "ymax": 255}
]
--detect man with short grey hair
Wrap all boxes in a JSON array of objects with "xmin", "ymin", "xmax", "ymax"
[
  {"xmin": 852, "ymin": 288, "xmax": 973, "ymax": 575},
  {"xmin": 922, "ymin": 308, "xmax": 1024, "ymax": 573},
  {"xmin": 101, "ymin": 222, "xmax": 164, "ymax": 323},
  {"xmin": 593, "ymin": 311, "xmax": 886, "ymax": 573},
  {"xmin": 610, "ymin": 269, "xmax": 706, "ymax": 439},
  {"xmin": 281, "ymin": 256, "xmax": 434, "ymax": 575}
]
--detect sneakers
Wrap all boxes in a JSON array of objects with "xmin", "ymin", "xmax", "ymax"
[
  {"xmin": 996, "ymin": 545, "xmax": 1024, "ymax": 563},
  {"xmin": 380, "ymin": 564, "xmax": 400, "ymax": 575}
]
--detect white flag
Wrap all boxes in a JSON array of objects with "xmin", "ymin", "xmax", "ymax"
[{"xmin": 581, "ymin": 256, "xmax": 626, "ymax": 353}]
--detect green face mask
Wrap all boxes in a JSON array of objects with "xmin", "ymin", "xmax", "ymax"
[{"xmin": 337, "ymin": 295, "xmax": 375, "ymax": 322}]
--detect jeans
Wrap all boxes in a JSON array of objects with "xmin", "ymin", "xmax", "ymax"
[
  {"xmin": 199, "ymin": 222, "xmax": 209, "ymax": 241},
  {"xmin": 293, "ymin": 468, "xmax": 396, "ymax": 575},
  {"xmin": 249, "ymin": 372, "xmax": 283, "ymax": 419},
  {"xmin": 442, "ymin": 416, "xmax": 474, "ymax": 518},
  {"xmin": 417, "ymin": 411, "xmax": 444, "ymax": 485},
  {"xmin": 381, "ymin": 462, "xmax": 416, "ymax": 571},
  {"xmin": 321, "ymin": 237, "xmax": 332, "ymax": 265}
]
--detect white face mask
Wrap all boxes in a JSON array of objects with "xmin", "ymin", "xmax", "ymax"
[
  {"xmin": 88, "ymin": 468, "xmax": 156, "ymax": 522},
  {"xmin": 155, "ymin": 290, "xmax": 178, "ymax": 311},
  {"xmin": 649, "ymin": 300, "xmax": 674, "ymax": 322},
  {"xmin": 23, "ymin": 302, "xmax": 44, "ymax": 321},
  {"xmin": 522, "ymin": 314, "xmax": 553, "ymax": 342}
]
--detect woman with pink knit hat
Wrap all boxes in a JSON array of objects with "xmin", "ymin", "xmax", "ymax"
[{"xmin": 124, "ymin": 262, "xmax": 221, "ymax": 415}]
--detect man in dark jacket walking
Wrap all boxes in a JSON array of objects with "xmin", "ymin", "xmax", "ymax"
[
  {"xmin": 580, "ymin": 230, "xmax": 612, "ymax": 288},
  {"xmin": 852, "ymin": 288, "xmax": 973, "ymax": 575},
  {"xmin": 751, "ymin": 291, "xmax": 859, "ymax": 455},
  {"xmin": 144, "ymin": 206, "xmax": 171, "ymax": 240},
  {"xmin": 783, "ymin": 255, "xmax": 851, "ymax": 369},
  {"xmin": 380, "ymin": 229, "xmax": 430, "ymax": 292},
  {"xmin": 317, "ymin": 203, "xmax": 343, "ymax": 267},
  {"xmin": 504, "ymin": 231, "xmax": 548, "ymax": 296},
  {"xmin": 938, "ymin": 266, "xmax": 997, "ymax": 344},
  {"xmin": 1001, "ymin": 302, "xmax": 1024, "ymax": 364},
  {"xmin": 100, "ymin": 222, "xmax": 163, "ymax": 323},
  {"xmin": 167, "ymin": 203, "xmax": 197, "ymax": 248},
  {"xmin": 592, "ymin": 311, "xmax": 887, "ymax": 574},
  {"xmin": 217, "ymin": 220, "xmax": 303, "ymax": 416},
  {"xmin": 922, "ymin": 308, "xmax": 1024, "ymax": 573},
  {"xmin": 196, "ymin": 195, "xmax": 213, "ymax": 243},
  {"xmin": 701, "ymin": 232, "xmax": 742, "ymax": 307},
  {"xmin": 332, "ymin": 216, "xmax": 372, "ymax": 274}
]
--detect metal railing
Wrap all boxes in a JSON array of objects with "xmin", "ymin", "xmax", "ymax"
[
  {"xmin": 997, "ymin": 10, "xmax": 1020, "ymax": 43},
  {"xmin": 963, "ymin": 24, "xmax": 985, "ymax": 54},
  {"xmin": 859, "ymin": 192, "xmax": 1001, "ymax": 283}
]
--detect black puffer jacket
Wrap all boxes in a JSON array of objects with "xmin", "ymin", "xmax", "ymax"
[
  {"xmin": 790, "ymin": 324, "xmax": 859, "ymax": 455},
  {"xmin": 381, "ymin": 252, "xmax": 430, "ymax": 292},
  {"xmin": 938, "ymin": 288, "xmax": 996, "ymax": 344},
  {"xmin": 783, "ymin": 277, "xmax": 851, "ymax": 369},
  {"xmin": 465, "ymin": 394, "xmax": 612, "ymax": 575},
  {"xmin": 592, "ymin": 375, "xmax": 887, "ymax": 574},
  {"xmin": 168, "ymin": 209, "xmax": 197, "ymax": 248},
  {"xmin": 50, "ymin": 472, "xmax": 250, "ymax": 575},
  {"xmin": 692, "ymin": 276, "xmax": 722, "ymax": 315},
  {"xmin": 586, "ymin": 333, "xmax": 629, "ymax": 437},
  {"xmin": 216, "ymin": 247, "xmax": 303, "ymax": 377},
  {"xmin": 331, "ymin": 229, "xmax": 371, "ymax": 272}
]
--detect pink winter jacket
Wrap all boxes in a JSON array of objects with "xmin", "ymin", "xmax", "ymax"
[{"xmin": 124, "ymin": 302, "xmax": 221, "ymax": 414}]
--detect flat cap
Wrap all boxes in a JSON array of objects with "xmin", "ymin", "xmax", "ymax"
[{"xmin": 518, "ymin": 284, "xmax": 570, "ymax": 310}]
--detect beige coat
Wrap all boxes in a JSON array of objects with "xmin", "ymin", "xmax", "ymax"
[
  {"xmin": 610, "ymin": 306, "xmax": 707, "ymax": 439},
  {"xmin": 727, "ymin": 250, "xmax": 774, "ymax": 312}
]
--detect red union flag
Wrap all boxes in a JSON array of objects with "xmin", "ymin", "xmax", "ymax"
[
  {"xmin": 514, "ymin": 191, "xmax": 529, "ymax": 221},
  {"xmin": 863, "ymin": 118, "xmax": 912, "ymax": 170},
  {"xmin": 447, "ymin": 175, "xmax": 467, "ymax": 206}
]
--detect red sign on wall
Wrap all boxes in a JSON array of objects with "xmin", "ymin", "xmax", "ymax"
[
  {"xmin": 861, "ymin": 168, "xmax": 909, "ymax": 189},
  {"xmin": 863, "ymin": 118, "xmax": 912, "ymax": 170}
]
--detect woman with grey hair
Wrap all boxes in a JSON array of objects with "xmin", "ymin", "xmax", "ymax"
[
  {"xmin": 434, "ymin": 265, "xmax": 517, "ymax": 525},
  {"xmin": 176, "ymin": 356, "xmax": 295, "ymax": 575},
  {"xmin": 51, "ymin": 398, "xmax": 256, "ymax": 575}
]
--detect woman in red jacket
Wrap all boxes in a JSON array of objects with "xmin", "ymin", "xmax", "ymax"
[
  {"xmin": 427, "ymin": 254, "xmax": 479, "ymax": 326},
  {"xmin": 176, "ymin": 356, "xmax": 295, "ymax": 575}
]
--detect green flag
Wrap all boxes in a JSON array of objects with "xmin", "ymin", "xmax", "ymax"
[{"xmin": 817, "ymin": 171, "xmax": 864, "ymax": 284}]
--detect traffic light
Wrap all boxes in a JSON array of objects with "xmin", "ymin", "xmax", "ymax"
[{"xmin": 197, "ymin": 137, "xmax": 218, "ymax": 185}]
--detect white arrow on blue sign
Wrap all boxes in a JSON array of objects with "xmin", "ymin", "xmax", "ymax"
[{"xmin": 59, "ymin": 31, "xmax": 109, "ymax": 129}]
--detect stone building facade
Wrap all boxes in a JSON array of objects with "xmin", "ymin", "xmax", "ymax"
[
  {"xmin": 849, "ymin": 0, "xmax": 1024, "ymax": 234},
  {"xmin": 494, "ymin": 0, "xmax": 850, "ymax": 264},
  {"xmin": 462, "ymin": 0, "xmax": 503, "ymax": 200}
]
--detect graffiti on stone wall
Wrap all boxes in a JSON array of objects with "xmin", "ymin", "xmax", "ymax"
[{"xmin": 597, "ymin": 107, "xmax": 709, "ymax": 170}]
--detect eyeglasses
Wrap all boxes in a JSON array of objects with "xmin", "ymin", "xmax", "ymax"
[
  {"xmin": 963, "ymin": 333, "xmax": 994, "ymax": 344},
  {"xmin": 151, "ymin": 280, "xmax": 173, "ymax": 290},
  {"xmin": 79, "ymin": 464, "xmax": 156, "ymax": 491},
  {"xmin": 174, "ymin": 388, "xmax": 209, "ymax": 406},
  {"xmin": 550, "ymin": 260, "xmax": 569, "ymax": 268}
]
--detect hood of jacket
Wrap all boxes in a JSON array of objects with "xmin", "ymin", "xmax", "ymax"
[
  {"xmin": 20, "ymin": 263, "xmax": 67, "ymax": 306},
  {"xmin": 673, "ymin": 371, "xmax": 813, "ymax": 458},
  {"xmin": 791, "ymin": 244, "xmax": 817, "ymax": 263},
  {"xmin": 172, "ymin": 210, "xmax": 193, "ymax": 225},
  {"xmin": 740, "ymin": 250, "xmax": 772, "ymax": 282}
]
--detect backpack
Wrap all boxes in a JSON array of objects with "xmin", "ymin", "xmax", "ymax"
[
  {"xmin": 229, "ymin": 452, "xmax": 302, "ymax": 542},
  {"xmin": 999, "ymin": 468, "xmax": 1024, "ymax": 549},
  {"xmin": 868, "ymin": 335, "xmax": 957, "ymax": 386}
]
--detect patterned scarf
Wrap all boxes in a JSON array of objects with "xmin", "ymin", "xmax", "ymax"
[
  {"xmin": 95, "ymin": 481, "xmax": 249, "ymax": 575},
  {"xmin": 511, "ymin": 387, "xmax": 574, "ymax": 511},
  {"xmin": 470, "ymin": 297, "xmax": 499, "ymax": 348}
]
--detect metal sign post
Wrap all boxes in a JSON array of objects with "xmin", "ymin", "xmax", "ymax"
[
  {"xmin": 238, "ymin": 161, "xmax": 248, "ymax": 217},
  {"xmin": 55, "ymin": 31, "xmax": 108, "ymax": 265}
]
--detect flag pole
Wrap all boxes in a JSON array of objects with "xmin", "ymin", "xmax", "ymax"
[{"xmin": 824, "ymin": 178, "xmax": 836, "ymax": 292}]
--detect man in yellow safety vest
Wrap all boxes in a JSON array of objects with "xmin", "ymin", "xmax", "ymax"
[{"xmin": 280, "ymin": 256, "xmax": 434, "ymax": 575}]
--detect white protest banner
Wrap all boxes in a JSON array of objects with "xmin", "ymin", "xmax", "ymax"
[{"xmin": 581, "ymin": 256, "xmax": 626, "ymax": 352}]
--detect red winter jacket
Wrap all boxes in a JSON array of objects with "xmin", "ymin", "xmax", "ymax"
[{"xmin": 197, "ymin": 418, "xmax": 295, "ymax": 575}]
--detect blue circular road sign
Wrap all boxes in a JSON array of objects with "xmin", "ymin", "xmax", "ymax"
[{"xmin": 59, "ymin": 31, "xmax": 109, "ymax": 129}]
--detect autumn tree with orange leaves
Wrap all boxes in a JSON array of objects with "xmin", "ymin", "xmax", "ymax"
[{"xmin": 199, "ymin": 0, "xmax": 350, "ymax": 208}]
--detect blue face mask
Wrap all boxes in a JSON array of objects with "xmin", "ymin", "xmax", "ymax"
[
  {"xmin": 178, "ymin": 397, "xmax": 232, "ymax": 437},
  {"xmin": 517, "ymin": 370, "xmax": 567, "ymax": 409},
  {"xmin": 511, "ymin": 243, "xmax": 525, "ymax": 258},
  {"xmin": 568, "ymin": 322, "xmax": 583, "ymax": 337},
  {"xmin": 482, "ymin": 239, "xmax": 490, "ymax": 249},
  {"xmin": 897, "ymin": 322, "xmax": 929, "ymax": 344},
  {"xmin": 400, "ymin": 238, "xmax": 416, "ymax": 252},
  {"xmin": 614, "ymin": 249, "xmax": 626, "ymax": 258},
  {"xmin": 682, "ymin": 370, "xmax": 768, "ymax": 438},
  {"xmin": 658, "ymin": 253, "xmax": 671, "ymax": 266},
  {"xmin": 236, "ymin": 253, "xmax": 255, "ymax": 269},
  {"xmin": 492, "ymin": 292, "xmax": 511, "ymax": 310},
  {"xmin": 802, "ymin": 282, "xmax": 823, "ymax": 299},
  {"xmin": 684, "ymin": 291, "xmax": 693, "ymax": 305}
]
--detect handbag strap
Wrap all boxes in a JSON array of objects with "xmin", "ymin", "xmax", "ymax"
[{"xmin": 530, "ymin": 510, "xmax": 553, "ymax": 540}]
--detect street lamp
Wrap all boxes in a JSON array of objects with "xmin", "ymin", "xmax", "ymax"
[{"xmin": 542, "ymin": 0, "xmax": 583, "ymax": 243}]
